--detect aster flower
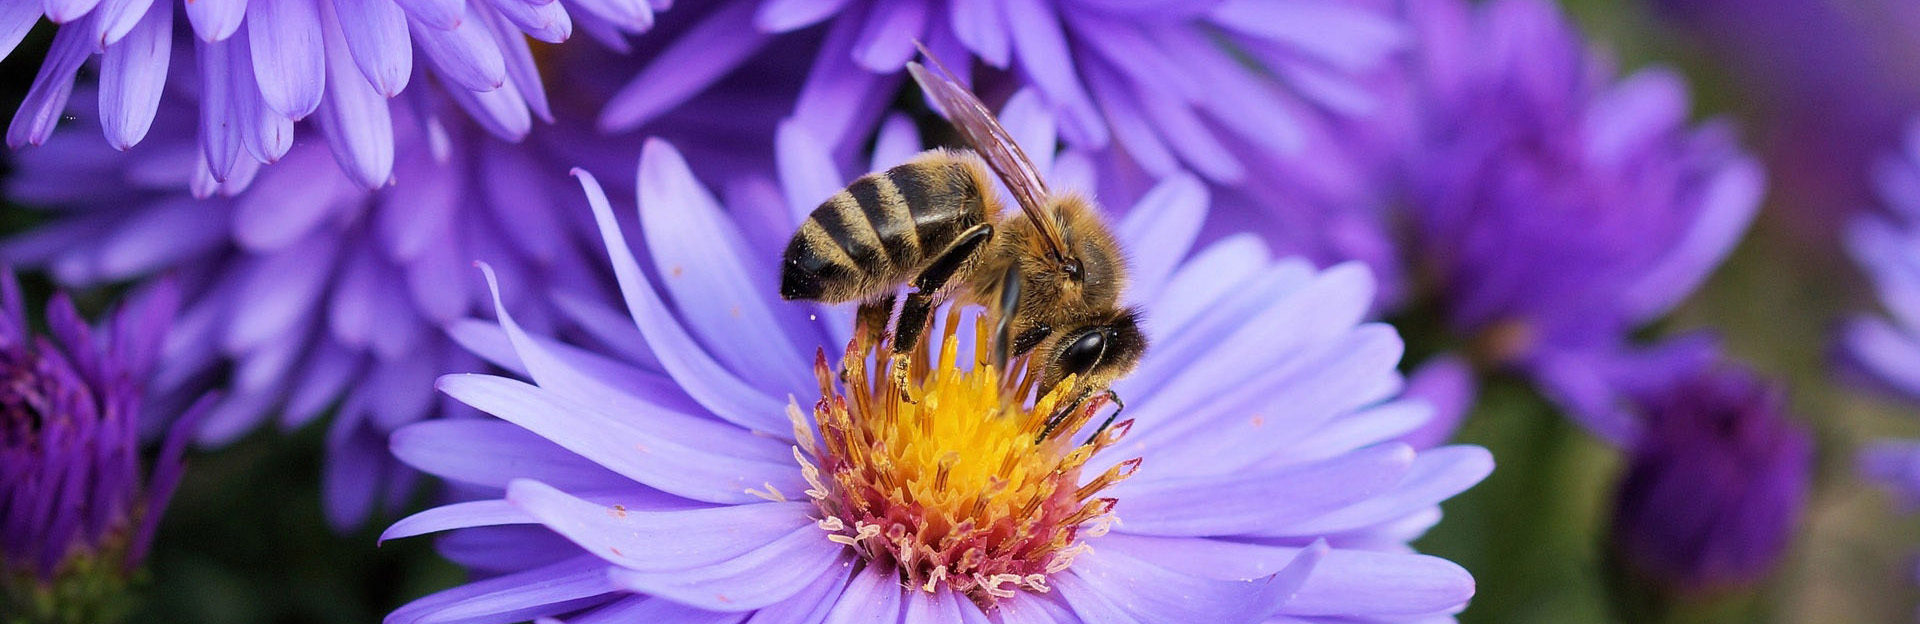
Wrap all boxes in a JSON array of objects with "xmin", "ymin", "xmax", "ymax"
[
  {"xmin": 1605, "ymin": 360, "xmax": 1811, "ymax": 604},
  {"xmin": 2, "ymin": 91, "xmax": 614, "ymax": 529},
  {"xmin": 1841, "ymin": 117, "xmax": 1920, "ymax": 530},
  {"xmin": 1, "ymin": 0, "xmax": 667, "ymax": 189},
  {"xmin": 0, "ymin": 270, "xmax": 205, "ymax": 624},
  {"xmin": 382, "ymin": 131, "xmax": 1488, "ymax": 622},
  {"xmin": 1398, "ymin": 0, "xmax": 1764, "ymax": 445},
  {"xmin": 602, "ymin": 0, "xmax": 1406, "ymax": 184}
]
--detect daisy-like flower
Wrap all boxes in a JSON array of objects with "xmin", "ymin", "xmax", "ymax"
[
  {"xmin": 1, "ymin": 0, "xmax": 666, "ymax": 189},
  {"xmin": 1398, "ymin": 0, "xmax": 1764, "ymax": 445},
  {"xmin": 602, "ymin": 0, "xmax": 1406, "ymax": 184},
  {"xmin": 1842, "ymin": 117, "xmax": 1920, "ymax": 525},
  {"xmin": 2, "ymin": 92, "xmax": 613, "ymax": 529},
  {"xmin": 382, "ymin": 133, "xmax": 1488, "ymax": 622},
  {"xmin": 0, "ymin": 270, "xmax": 205, "ymax": 624},
  {"xmin": 1606, "ymin": 360, "xmax": 1811, "ymax": 600}
]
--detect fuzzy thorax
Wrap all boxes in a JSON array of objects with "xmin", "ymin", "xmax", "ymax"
[{"xmin": 787, "ymin": 314, "xmax": 1137, "ymax": 607}]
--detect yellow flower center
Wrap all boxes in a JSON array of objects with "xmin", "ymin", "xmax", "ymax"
[{"xmin": 787, "ymin": 314, "xmax": 1138, "ymax": 607}]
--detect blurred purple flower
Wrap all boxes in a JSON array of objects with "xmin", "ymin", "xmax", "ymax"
[
  {"xmin": 603, "ymin": 0, "xmax": 1406, "ymax": 183},
  {"xmin": 2, "ymin": 0, "xmax": 665, "ymax": 189},
  {"xmin": 381, "ymin": 130, "xmax": 1488, "ymax": 622},
  {"xmin": 1841, "ymin": 117, "xmax": 1920, "ymax": 533},
  {"xmin": 2, "ymin": 92, "xmax": 615, "ymax": 529},
  {"xmin": 1607, "ymin": 361, "xmax": 1811, "ymax": 596},
  {"xmin": 0, "ymin": 270, "xmax": 205, "ymax": 622},
  {"xmin": 1399, "ymin": 0, "xmax": 1764, "ymax": 444}
]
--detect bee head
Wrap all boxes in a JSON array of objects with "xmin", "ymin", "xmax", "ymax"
[{"xmin": 1039, "ymin": 307, "xmax": 1146, "ymax": 394}]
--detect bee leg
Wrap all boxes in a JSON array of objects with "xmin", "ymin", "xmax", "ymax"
[
  {"xmin": 993, "ymin": 265, "xmax": 1021, "ymax": 371},
  {"xmin": 1036, "ymin": 387, "xmax": 1093, "ymax": 444},
  {"xmin": 892, "ymin": 223, "xmax": 995, "ymax": 398},
  {"xmin": 854, "ymin": 295, "xmax": 897, "ymax": 348},
  {"xmin": 1084, "ymin": 390, "xmax": 1124, "ymax": 445}
]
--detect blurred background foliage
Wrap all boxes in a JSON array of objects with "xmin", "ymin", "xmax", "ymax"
[{"xmin": 3, "ymin": 0, "xmax": 1919, "ymax": 622}]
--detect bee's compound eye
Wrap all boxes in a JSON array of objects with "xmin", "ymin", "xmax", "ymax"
[{"xmin": 1061, "ymin": 330, "xmax": 1107, "ymax": 375}]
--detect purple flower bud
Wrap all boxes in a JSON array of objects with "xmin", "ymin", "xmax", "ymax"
[
  {"xmin": 0, "ymin": 269, "xmax": 203, "ymax": 623},
  {"xmin": 1607, "ymin": 365, "xmax": 1812, "ymax": 596}
]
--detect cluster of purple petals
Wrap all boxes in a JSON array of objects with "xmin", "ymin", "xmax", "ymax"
[
  {"xmin": 0, "ymin": 270, "xmax": 199, "ymax": 583},
  {"xmin": 2, "ymin": 91, "xmax": 617, "ymax": 529},
  {"xmin": 379, "ymin": 92, "xmax": 1488, "ymax": 620},
  {"xmin": 1, "ymin": 0, "xmax": 670, "ymax": 189},
  {"xmin": 604, "ymin": 0, "xmax": 1405, "ymax": 184},
  {"xmin": 1608, "ymin": 360, "xmax": 1812, "ymax": 595},
  {"xmin": 1399, "ymin": 0, "xmax": 1763, "ymax": 446},
  {"xmin": 1843, "ymin": 118, "xmax": 1920, "ymax": 521}
]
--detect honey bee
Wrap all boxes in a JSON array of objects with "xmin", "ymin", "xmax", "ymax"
[{"xmin": 779, "ymin": 49, "xmax": 1145, "ymax": 440}]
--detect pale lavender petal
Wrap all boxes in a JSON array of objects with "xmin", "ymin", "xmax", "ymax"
[
  {"xmin": 776, "ymin": 120, "xmax": 845, "ymax": 224},
  {"xmin": 92, "ymin": 0, "xmax": 157, "ymax": 46},
  {"xmin": 0, "ymin": 1, "xmax": 40, "ymax": 58},
  {"xmin": 385, "ymin": 555, "xmax": 620, "ymax": 624},
  {"xmin": 232, "ymin": 146, "xmax": 354, "ymax": 250},
  {"xmin": 636, "ymin": 139, "xmax": 813, "ymax": 395},
  {"xmin": 602, "ymin": 525, "xmax": 849, "ymax": 613},
  {"xmin": 507, "ymin": 479, "xmax": 812, "ymax": 572},
  {"xmin": 379, "ymin": 152, "xmax": 461, "ymax": 261},
  {"xmin": 223, "ymin": 232, "xmax": 338, "ymax": 354},
  {"xmin": 600, "ymin": 0, "xmax": 766, "ymax": 133},
  {"xmin": 227, "ymin": 28, "xmax": 295, "ymax": 163},
  {"xmin": 1096, "ymin": 534, "xmax": 1475, "ymax": 617},
  {"xmin": 484, "ymin": 0, "xmax": 571, "ymax": 43},
  {"xmin": 391, "ymin": 419, "xmax": 632, "ymax": 491},
  {"xmin": 403, "ymin": 228, "xmax": 468, "ymax": 323},
  {"xmin": 186, "ymin": 0, "xmax": 248, "ymax": 41},
  {"xmin": 333, "ymin": 0, "xmax": 414, "ymax": 96},
  {"xmin": 327, "ymin": 245, "xmax": 385, "ymax": 348},
  {"xmin": 1209, "ymin": 0, "xmax": 1403, "ymax": 71},
  {"xmin": 754, "ymin": 0, "xmax": 846, "ymax": 32},
  {"xmin": 437, "ymin": 525, "xmax": 581, "ymax": 574},
  {"xmin": 411, "ymin": 6, "xmax": 508, "ymax": 92},
  {"xmin": 43, "ymin": 0, "xmax": 101, "ymax": 24},
  {"xmin": 948, "ymin": 0, "xmax": 1006, "ymax": 67},
  {"xmin": 1397, "ymin": 355, "xmax": 1476, "ymax": 449},
  {"xmin": 996, "ymin": 89, "xmax": 1055, "ymax": 176},
  {"xmin": 1623, "ymin": 155, "xmax": 1764, "ymax": 321},
  {"xmin": 97, "ymin": 0, "xmax": 171, "ymax": 150},
  {"xmin": 730, "ymin": 560, "xmax": 854, "ymax": 624},
  {"xmin": 1264, "ymin": 445, "xmax": 1493, "ymax": 536},
  {"xmin": 901, "ymin": 588, "xmax": 976, "ymax": 624},
  {"xmin": 1840, "ymin": 318, "xmax": 1920, "ymax": 398},
  {"xmin": 392, "ymin": 0, "xmax": 461, "ymax": 30},
  {"xmin": 194, "ymin": 37, "xmax": 244, "ymax": 181},
  {"xmin": 851, "ymin": 0, "xmax": 927, "ymax": 72},
  {"xmin": 479, "ymin": 145, "xmax": 562, "ymax": 262},
  {"xmin": 91, "ymin": 197, "xmax": 228, "ymax": 281},
  {"xmin": 992, "ymin": 595, "xmax": 1075, "ymax": 624},
  {"xmin": 868, "ymin": 114, "xmax": 921, "ymax": 172},
  {"xmin": 1117, "ymin": 172, "xmax": 1206, "ymax": 303},
  {"xmin": 282, "ymin": 341, "xmax": 362, "ymax": 429},
  {"xmin": 436, "ymin": 374, "xmax": 800, "ymax": 503},
  {"xmin": 791, "ymin": 13, "xmax": 891, "ymax": 150},
  {"xmin": 442, "ymin": 68, "xmax": 532, "ymax": 139},
  {"xmin": 1001, "ymin": 0, "xmax": 1103, "ymax": 145},
  {"xmin": 6, "ymin": 15, "xmax": 92, "ymax": 149},
  {"xmin": 1110, "ymin": 443, "xmax": 1414, "ymax": 536},
  {"xmin": 1060, "ymin": 545, "xmax": 1317, "ymax": 622},
  {"xmin": 1158, "ymin": 26, "xmax": 1303, "ymax": 155},
  {"xmin": 1139, "ymin": 84, "xmax": 1242, "ymax": 182},
  {"xmin": 316, "ymin": 0, "xmax": 398, "ymax": 189},
  {"xmin": 1083, "ymin": 63, "xmax": 1174, "ymax": 175},
  {"xmin": 383, "ymin": 499, "xmax": 538, "ymax": 542},
  {"xmin": 247, "ymin": 0, "xmax": 327, "ymax": 118},
  {"xmin": 820, "ymin": 564, "xmax": 901, "ymax": 623},
  {"xmin": 575, "ymin": 169, "xmax": 791, "ymax": 433},
  {"xmin": 1281, "ymin": 400, "xmax": 1431, "ymax": 466},
  {"xmin": 567, "ymin": 0, "xmax": 650, "ymax": 32},
  {"xmin": 568, "ymin": 596, "xmax": 742, "ymax": 624},
  {"xmin": 551, "ymin": 292, "xmax": 661, "ymax": 372},
  {"xmin": 479, "ymin": 3, "xmax": 554, "ymax": 121}
]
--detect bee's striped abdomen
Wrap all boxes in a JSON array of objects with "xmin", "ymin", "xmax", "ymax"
[{"xmin": 780, "ymin": 154, "xmax": 989, "ymax": 303}]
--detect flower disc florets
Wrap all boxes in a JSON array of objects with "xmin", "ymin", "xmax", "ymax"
[{"xmin": 788, "ymin": 315, "xmax": 1138, "ymax": 607}]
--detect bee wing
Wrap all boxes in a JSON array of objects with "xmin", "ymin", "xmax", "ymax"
[{"xmin": 907, "ymin": 56, "xmax": 1070, "ymax": 259}]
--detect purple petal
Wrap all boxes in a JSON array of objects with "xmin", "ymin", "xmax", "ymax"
[
  {"xmin": 390, "ymin": 417, "xmax": 632, "ymax": 492},
  {"xmin": 1097, "ymin": 533, "xmax": 1475, "ymax": 617},
  {"xmin": 753, "ymin": 0, "xmax": 846, "ymax": 32},
  {"xmin": 483, "ymin": 0, "xmax": 571, "ymax": 43},
  {"xmin": 568, "ymin": 596, "xmax": 741, "ymax": 624},
  {"xmin": 776, "ymin": 119, "xmax": 845, "ymax": 224},
  {"xmin": 791, "ymin": 13, "xmax": 893, "ymax": 151},
  {"xmin": 566, "ymin": 0, "xmax": 650, "ymax": 32},
  {"xmin": 478, "ymin": 145, "xmax": 562, "ymax": 262},
  {"xmin": 477, "ymin": 2, "xmax": 554, "ymax": 121},
  {"xmin": 385, "ymin": 555, "xmax": 620, "ymax": 624},
  {"xmin": 402, "ymin": 228, "xmax": 469, "ymax": 324},
  {"xmin": 392, "ymin": 0, "xmax": 461, "ymax": 30},
  {"xmin": 728, "ymin": 559, "xmax": 855, "ymax": 624},
  {"xmin": 436, "ymin": 374, "xmax": 801, "ymax": 504},
  {"xmin": 601, "ymin": 522, "xmax": 852, "ymax": 613},
  {"xmin": 247, "ymin": 0, "xmax": 327, "ymax": 118},
  {"xmin": 1397, "ymin": 355, "xmax": 1476, "ymax": 449},
  {"xmin": 1001, "ymin": 0, "xmax": 1104, "ymax": 146},
  {"xmin": 1265, "ymin": 445, "xmax": 1493, "ymax": 536},
  {"xmin": 441, "ymin": 67, "xmax": 532, "ymax": 139},
  {"xmin": 600, "ymin": 0, "xmax": 767, "ymax": 133},
  {"xmin": 379, "ymin": 151, "xmax": 461, "ymax": 260},
  {"xmin": 232, "ymin": 146, "xmax": 355, "ymax": 250},
  {"xmin": 97, "ymin": 0, "xmax": 170, "ymax": 150},
  {"xmin": 410, "ymin": 6, "xmax": 507, "ymax": 92},
  {"xmin": 948, "ymin": 0, "xmax": 1006, "ymax": 67},
  {"xmin": 227, "ymin": 28, "xmax": 295, "ymax": 163},
  {"xmin": 1109, "ymin": 443, "xmax": 1415, "ymax": 536},
  {"xmin": 384, "ymin": 499, "xmax": 539, "ymax": 542},
  {"xmin": 185, "ymin": 0, "xmax": 247, "ymax": 40},
  {"xmin": 223, "ymin": 232, "xmax": 339, "ymax": 354},
  {"xmin": 1059, "ymin": 543, "xmax": 1321, "ymax": 622},
  {"xmin": 1624, "ymin": 154, "xmax": 1764, "ymax": 322},
  {"xmin": 0, "ymin": 2, "xmax": 40, "ymax": 59},
  {"xmin": 819, "ymin": 564, "xmax": 901, "ymax": 623},
  {"xmin": 1082, "ymin": 62, "xmax": 1174, "ymax": 175},
  {"xmin": 868, "ymin": 114, "xmax": 921, "ymax": 172},
  {"xmin": 282, "ymin": 341, "xmax": 361, "ymax": 429},
  {"xmin": 332, "ymin": 0, "xmax": 415, "ymax": 96},
  {"xmin": 636, "ymin": 139, "xmax": 814, "ymax": 396},
  {"xmin": 316, "ymin": 0, "xmax": 398, "ymax": 189},
  {"xmin": 1841, "ymin": 317, "xmax": 1920, "ymax": 398},
  {"xmin": 323, "ymin": 409, "xmax": 388, "ymax": 528},
  {"xmin": 43, "ymin": 0, "xmax": 101, "ymax": 24},
  {"xmin": 93, "ymin": 0, "xmax": 157, "ymax": 46},
  {"xmin": 902, "ymin": 588, "xmax": 987, "ymax": 624},
  {"xmin": 1208, "ymin": 0, "xmax": 1403, "ymax": 71},
  {"xmin": 1117, "ymin": 172, "xmax": 1206, "ymax": 302},
  {"xmin": 851, "ymin": 0, "xmax": 927, "ymax": 72},
  {"xmin": 194, "ymin": 37, "xmax": 243, "ymax": 181},
  {"xmin": 573, "ymin": 168, "xmax": 793, "ymax": 433},
  {"xmin": 1139, "ymin": 85, "xmax": 1242, "ymax": 182},
  {"xmin": 6, "ymin": 15, "xmax": 92, "ymax": 149},
  {"xmin": 437, "ymin": 525, "xmax": 581, "ymax": 574},
  {"xmin": 507, "ymin": 479, "xmax": 812, "ymax": 573}
]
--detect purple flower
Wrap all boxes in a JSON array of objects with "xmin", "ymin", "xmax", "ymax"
[
  {"xmin": 1, "ymin": 0, "xmax": 667, "ymax": 189},
  {"xmin": 603, "ymin": 0, "xmax": 1405, "ymax": 184},
  {"xmin": 0, "ymin": 270, "xmax": 204, "ymax": 623},
  {"xmin": 1607, "ymin": 361, "xmax": 1812, "ymax": 597},
  {"xmin": 2, "ymin": 92, "xmax": 615, "ymax": 529},
  {"xmin": 1399, "ymin": 0, "xmax": 1764, "ymax": 444},
  {"xmin": 380, "ymin": 128, "xmax": 1489, "ymax": 622},
  {"xmin": 1841, "ymin": 116, "xmax": 1920, "ymax": 539}
]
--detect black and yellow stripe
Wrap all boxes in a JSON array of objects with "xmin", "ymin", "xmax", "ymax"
[{"xmin": 780, "ymin": 156, "xmax": 989, "ymax": 303}]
